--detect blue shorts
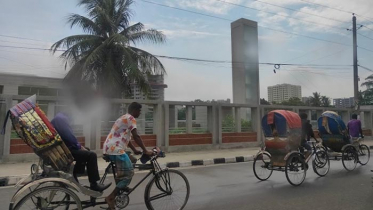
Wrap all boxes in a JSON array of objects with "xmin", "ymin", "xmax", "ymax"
[{"xmin": 109, "ymin": 154, "xmax": 134, "ymax": 189}]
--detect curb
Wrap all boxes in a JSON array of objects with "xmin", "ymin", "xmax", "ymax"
[{"xmin": 0, "ymin": 155, "xmax": 256, "ymax": 187}]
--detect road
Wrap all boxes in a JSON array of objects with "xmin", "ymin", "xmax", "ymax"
[{"xmin": 1, "ymin": 160, "xmax": 372, "ymax": 210}]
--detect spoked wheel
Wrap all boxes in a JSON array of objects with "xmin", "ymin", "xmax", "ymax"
[
  {"xmin": 342, "ymin": 146, "xmax": 358, "ymax": 171},
  {"xmin": 253, "ymin": 153, "xmax": 273, "ymax": 181},
  {"xmin": 312, "ymin": 150, "xmax": 330, "ymax": 177},
  {"xmin": 358, "ymin": 144, "xmax": 370, "ymax": 165},
  {"xmin": 285, "ymin": 153, "xmax": 306, "ymax": 186},
  {"xmin": 145, "ymin": 169, "xmax": 190, "ymax": 210},
  {"xmin": 13, "ymin": 186, "xmax": 81, "ymax": 210}
]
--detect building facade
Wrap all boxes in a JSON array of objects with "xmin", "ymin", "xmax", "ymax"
[
  {"xmin": 333, "ymin": 97, "xmax": 354, "ymax": 108},
  {"xmin": 268, "ymin": 83, "xmax": 302, "ymax": 104}
]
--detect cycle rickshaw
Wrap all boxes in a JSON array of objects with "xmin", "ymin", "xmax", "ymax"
[
  {"xmin": 3, "ymin": 95, "xmax": 190, "ymax": 210},
  {"xmin": 318, "ymin": 111, "xmax": 370, "ymax": 171},
  {"xmin": 253, "ymin": 110, "xmax": 330, "ymax": 186}
]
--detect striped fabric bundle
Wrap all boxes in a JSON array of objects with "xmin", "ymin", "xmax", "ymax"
[{"xmin": 5, "ymin": 95, "xmax": 74, "ymax": 171}]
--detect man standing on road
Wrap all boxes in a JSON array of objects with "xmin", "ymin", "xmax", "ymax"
[
  {"xmin": 347, "ymin": 113, "xmax": 364, "ymax": 143},
  {"xmin": 104, "ymin": 102, "xmax": 154, "ymax": 209},
  {"xmin": 51, "ymin": 112, "xmax": 111, "ymax": 192}
]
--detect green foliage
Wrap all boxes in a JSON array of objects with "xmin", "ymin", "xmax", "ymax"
[
  {"xmin": 51, "ymin": 0, "xmax": 166, "ymax": 97},
  {"xmin": 280, "ymin": 97, "xmax": 305, "ymax": 106},
  {"xmin": 260, "ymin": 98, "xmax": 270, "ymax": 105}
]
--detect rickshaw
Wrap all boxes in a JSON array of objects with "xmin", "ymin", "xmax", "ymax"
[
  {"xmin": 318, "ymin": 111, "xmax": 370, "ymax": 171},
  {"xmin": 3, "ymin": 95, "xmax": 190, "ymax": 210},
  {"xmin": 253, "ymin": 110, "xmax": 330, "ymax": 186}
]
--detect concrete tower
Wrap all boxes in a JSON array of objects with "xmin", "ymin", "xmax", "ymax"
[{"xmin": 231, "ymin": 18, "xmax": 259, "ymax": 105}]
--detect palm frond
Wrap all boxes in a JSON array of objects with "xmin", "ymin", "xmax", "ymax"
[
  {"xmin": 128, "ymin": 29, "xmax": 166, "ymax": 45},
  {"xmin": 67, "ymin": 14, "xmax": 103, "ymax": 36}
]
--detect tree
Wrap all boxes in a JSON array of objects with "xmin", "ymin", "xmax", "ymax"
[
  {"xmin": 360, "ymin": 75, "xmax": 373, "ymax": 105},
  {"xmin": 51, "ymin": 0, "xmax": 166, "ymax": 98},
  {"xmin": 260, "ymin": 98, "xmax": 270, "ymax": 105},
  {"xmin": 310, "ymin": 92, "xmax": 322, "ymax": 107},
  {"xmin": 281, "ymin": 97, "xmax": 305, "ymax": 106},
  {"xmin": 321, "ymin": 96, "xmax": 331, "ymax": 107},
  {"xmin": 222, "ymin": 115, "xmax": 235, "ymax": 132}
]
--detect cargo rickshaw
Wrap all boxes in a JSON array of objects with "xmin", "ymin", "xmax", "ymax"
[
  {"xmin": 253, "ymin": 110, "xmax": 330, "ymax": 186},
  {"xmin": 318, "ymin": 111, "xmax": 370, "ymax": 171},
  {"xmin": 3, "ymin": 95, "xmax": 190, "ymax": 210}
]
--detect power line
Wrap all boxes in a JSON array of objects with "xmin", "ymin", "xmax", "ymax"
[
  {"xmin": 358, "ymin": 33, "xmax": 373, "ymax": 41},
  {"xmin": 299, "ymin": 0, "xmax": 373, "ymax": 24},
  {"xmin": 358, "ymin": 46, "xmax": 373, "ymax": 53},
  {"xmin": 248, "ymin": 0, "xmax": 349, "ymax": 24},
  {"xmin": 215, "ymin": 0, "xmax": 346, "ymax": 31},
  {"xmin": 0, "ymin": 39, "xmax": 48, "ymax": 46},
  {"xmin": 0, "ymin": 44, "xmax": 353, "ymax": 68},
  {"xmin": 140, "ymin": 0, "xmax": 351, "ymax": 47},
  {"xmin": 0, "ymin": 34, "xmax": 45, "ymax": 42},
  {"xmin": 0, "ymin": 55, "xmax": 65, "ymax": 76}
]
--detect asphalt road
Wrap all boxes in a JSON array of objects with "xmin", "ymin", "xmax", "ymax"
[{"xmin": 1, "ymin": 160, "xmax": 373, "ymax": 210}]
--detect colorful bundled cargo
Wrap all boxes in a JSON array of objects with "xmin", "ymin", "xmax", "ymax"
[{"xmin": 2, "ymin": 95, "xmax": 73, "ymax": 171}]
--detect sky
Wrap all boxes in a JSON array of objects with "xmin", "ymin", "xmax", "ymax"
[{"xmin": 1, "ymin": 0, "xmax": 373, "ymax": 102}]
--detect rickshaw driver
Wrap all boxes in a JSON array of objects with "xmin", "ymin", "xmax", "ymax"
[
  {"xmin": 299, "ymin": 113, "xmax": 314, "ymax": 159},
  {"xmin": 347, "ymin": 114, "xmax": 364, "ymax": 143}
]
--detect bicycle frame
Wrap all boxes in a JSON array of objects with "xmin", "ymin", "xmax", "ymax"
[{"xmin": 81, "ymin": 154, "xmax": 168, "ymax": 209}]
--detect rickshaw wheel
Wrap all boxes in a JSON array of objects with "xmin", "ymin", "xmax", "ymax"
[
  {"xmin": 312, "ymin": 150, "xmax": 330, "ymax": 177},
  {"xmin": 12, "ymin": 186, "xmax": 82, "ymax": 210},
  {"xmin": 342, "ymin": 146, "xmax": 358, "ymax": 171},
  {"xmin": 285, "ymin": 153, "xmax": 306, "ymax": 186},
  {"xmin": 253, "ymin": 153, "xmax": 273, "ymax": 181},
  {"xmin": 358, "ymin": 144, "xmax": 370, "ymax": 165}
]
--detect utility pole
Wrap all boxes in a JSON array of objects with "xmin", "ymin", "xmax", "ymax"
[{"xmin": 352, "ymin": 14, "xmax": 359, "ymax": 111}]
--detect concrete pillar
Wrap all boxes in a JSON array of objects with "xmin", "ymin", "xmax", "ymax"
[
  {"xmin": 186, "ymin": 106, "xmax": 193, "ymax": 133},
  {"xmin": 154, "ymin": 104, "xmax": 164, "ymax": 147},
  {"xmin": 208, "ymin": 105, "xmax": 218, "ymax": 145},
  {"xmin": 164, "ymin": 103, "xmax": 169, "ymax": 148},
  {"xmin": 1, "ymin": 97, "xmax": 12, "ymax": 157},
  {"xmin": 47, "ymin": 102, "xmax": 55, "ymax": 121},
  {"xmin": 231, "ymin": 18, "xmax": 259, "ymax": 106},
  {"xmin": 218, "ymin": 105, "xmax": 223, "ymax": 144},
  {"xmin": 307, "ymin": 110, "xmax": 312, "ymax": 121},
  {"xmin": 341, "ymin": 111, "xmax": 350, "ymax": 125},
  {"xmin": 251, "ymin": 107, "xmax": 262, "ymax": 144},
  {"xmin": 93, "ymin": 117, "xmax": 102, "ymax": 151},
  {"xmin": 169, "ymin": 105, "xmax": 177, "ymax": 129},
  {"xmin": 363, "ymin": 111, "xmax": 372, "ymax": 130},
  {"xmin": 235, "ymin": 107, "xmax": 241, "ymax": 132},
  {"xmin": 83, "ymin": 121, "xmax": 92, "ymax": 149}
]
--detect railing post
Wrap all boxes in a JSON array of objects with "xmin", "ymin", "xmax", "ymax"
[
  {"xmin": 218, "ymin": 105, "xmax": 222, "ymax": 145},
  {"xmin": 235, "ymin": 107, "xmax": 241, "ymax": 132},
  {"xmin": 47, "ymin": 102, "xmax": 56, "ymax": 121},
  {"xmin": 252, "ymin": 107, "xmax": 261, "ymax": 144},
  {"xmin": 154, "ymin": 103, "xmax": 164, "ymax": 147},
  {"xmin": 208, "ymin": 105, "xmax": 218, "ymax": 145},
  {"xmin": 2, "ymin": 97, "xmax": 12, "ymax": 157},
  {"xmin": 164, "ymin": 103, "xmax": 169, "ymax": 148},
  {"xmin": 186, "ymin": 105, "xmax": 193, "ymax": 133}
]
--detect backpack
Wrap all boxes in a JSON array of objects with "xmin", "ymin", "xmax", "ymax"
[{"xmin": 1, "ymin": 95, "xmax": 74, "ymax": 171}]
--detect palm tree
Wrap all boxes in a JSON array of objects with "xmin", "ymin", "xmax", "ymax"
[
  {"xmin": 51, "ymin": 0, "xmax": 166, "ymax": 98},
  {"xmin": 310, "ymin": 92, "xmax": 321, "ymax": 107}
]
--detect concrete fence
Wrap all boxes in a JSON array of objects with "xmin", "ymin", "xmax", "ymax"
[{"xmin": 0, "ymin": 94, "xmax": 372, "ymax": 162}]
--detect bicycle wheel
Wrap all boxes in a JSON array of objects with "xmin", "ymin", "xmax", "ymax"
[
  {"xmin": 253, "ymin": 153, "xmax": 273, "ymax": 181},
  {"xmin": 13, "ymin": 186, "xmax": 81, "ymax": 210},
  {"xmin": 144, "ymin": 169, "xmax": 190, "ymax": 210},
  {"xmin": 358, "ymin": 144, "xmax": 370, "ymax": 165},
  {"xmin": 285, "ymin": 153, "xmax": 306, "ymax": 186},
  {"xmin": 342, "ymin": 146, "xmax": 358, "ymax": 171},
  {"xmin": 312, "ymin": 150, "xmax": 330, "ymax": 177}
]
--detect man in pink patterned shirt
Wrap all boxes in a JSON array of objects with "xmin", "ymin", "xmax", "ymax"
[{"xmin": 104, "ymin": 102, "xmax": 153, "ymax": 209}]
